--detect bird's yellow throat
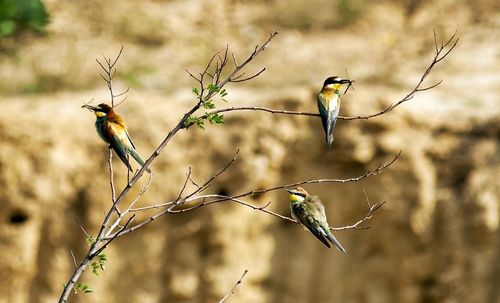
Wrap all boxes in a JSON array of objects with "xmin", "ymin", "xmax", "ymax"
[
  {"xmin": 94, "ymin": 111, "xmax": 106, "ymax": 118},
  {"xmin": 289, "ymin": 194, "xmax": 304, "ymax": 203}
]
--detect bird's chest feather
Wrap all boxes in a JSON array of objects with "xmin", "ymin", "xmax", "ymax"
[
  {"xmin": 291, "ymin": 202, "xmax": 310, "ymax": 229},
  {"xmin": 319, "ymin": 90, "xmax": 340, "ymax": 110}
]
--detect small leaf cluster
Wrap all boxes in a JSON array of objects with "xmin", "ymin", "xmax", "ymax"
[
  {"xmin": 85, "ymin": 235, "xmax": 95, "ymax": 245},
  {"xmin": 74, "ymin": 282, "xmax": 93, "ymax": 294},
  {"xmin": 64, "ymin": 282, "xmax": 92, "ymax": 294},
  {"xmin": 86, "ymin": 235, "xmax": 107, "ymax": 276},
  {"xmin": 91, "ymin": 253, "xmax": 107, "ymax": 276},
  {"xmin": 207, "ymin": 83, "xmax": 229, "ymax": 102},
  {"xmin": 185, "ymin": 84, "xmax": 228, "ymax": 130}
]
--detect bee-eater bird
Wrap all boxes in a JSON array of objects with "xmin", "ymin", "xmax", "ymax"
[
  {"xmin": 84, "ymin": 103, "xmax": 151, "ymax": 173},
  {"xmin": 286, "ymin": 187, "xmax": 346, "ymax": 254},
  {"xmin": 317, "ymin": 76, "xmax": 353, "ymax": 147}
]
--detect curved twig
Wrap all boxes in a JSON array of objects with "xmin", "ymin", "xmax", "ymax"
[
  {"xmin": 105, "ymin": 151, "xmax": 400, "ymax": 240},
  {"xmin": 199, "ymin": 32, "xmax": 458, "ymax": 122},
  {"xmin": 218, "ymin": 270, "xmax": 249, "ymax": 303}
]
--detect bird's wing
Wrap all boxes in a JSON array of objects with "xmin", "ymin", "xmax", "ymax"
[
  {"xmin": 109, "ymin": 118, "xmax": 150, "ymax": 173},
  {"xmin": 124, "ymin": 128, "xmax": 151, "ymax": 173},
  {"xmin": 107, "ymin": 122, "xmax": 133, "ymax": 171},
  {"xmin": 125, "ymin": 130, "xmax": 137, "ymax": 149},
  {"xmin": 317, "ymin": 93, "xmax": 340, "ymax": 145},
  {"xmin": 307, "ymin": 196, "xmax": 347, "ymax": 254},
  {"xmin": 307, "ymin": 195, "xmax": 328, "ymax": 221},
  {"xmin": 292, "ymin": 202, "xmax": 331, "ymax": 248},
  {"xmin": 326, "ymin": 101, "xmax": 339, "ymax": 145},
  {"xmin": 316, "ymin": 94, "xmax": 330, "ymax": 134}
]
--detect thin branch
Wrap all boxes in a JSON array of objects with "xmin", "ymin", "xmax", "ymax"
[
  {"xmin": 69, "ymin": 251, "xmax": 77, "ymax": 269},
  {"xmin": 199, "ymin": 32, "xmax": 458, "ymax": 122},
  {"xmin": 106, "ymin": 151, "xmax": 400, "ymax": 239},
  {"xmin": 230, "ymin": 68, "xmax": 266, "ymax": 83},
  {"xmin": 129, "ymin": 172, "xmax": 153, "ymax": 209},
  {"xmin": 176, "ymin": 167, "xmax": 193, "ymax": 201},
  {"xmin": 96, "ymin": 46, "xmax": 125, "ymax": 107},
  {"xmin": 63, "ymin": 33, "xmax": 280, "ymax": 303},
  {"xmin": 73, "ymin": 219, "xmax": 89, "ymax": 238},
  {"xmin": 329, "ymin": 189, "xmax": 385, "ymax": 231},
  {"xmin": 188, "ymin": 149, "xmax": 240, "ymax": 197},
  {"xmin": 113, "ymin": 87, "xmax": 131, "ymax": 108},
  {"xmin": 107, "ymin": 172, "xmax": 153, "ymax": 235},
  {"xmin": 172, "ymin": 195, "xmax": 295, "ymax": 222},
  {"xmin": 91, "ymin": 214, "xmax": 135, "ymax": 259},
  {"xmin": 218, "ymin": 269, "xmax": 249, "ymax": 303},
  {"xmin": 231, "ymin": 53, "xmax": 239, "ymax": 68},
  {"xmin": 108, "ymin": 148, "xmax": 120, "ymax": 215},
  {"xmin": 114, "ymin": 95, "xmax": 129, "ymax": 108},
  {"xmin": 330, "ymin": 201, "xmax": 385, "ymax": 231}
]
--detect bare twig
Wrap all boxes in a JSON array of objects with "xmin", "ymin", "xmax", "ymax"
[
  {"xmin": 96, "ymin": 46, "xmax": 126, "ymax": 107},
  {"xmin": 73, "ymin": 219, "xmax": 89, "ymax": 238},
  {"xmin": 330, "ymin": 201, "xmax": 385, "ymax": 231},
  {"xmin": 199, "ymin": 32, "xmax": 458, "ymax": 122},
  {"xmin": 91, "ymin": 214, "xmax": 135, "ymax": 259},
  {"xmin": 69, "ymin": 251, "xmax": 77, "ymax": 269},
  {"xmin": 105, "ymin": 151, "xmax": 400, "ymax": 239},
  {"xmin": 130, "ymin": 150, "xmax": 239, "ymax": 213},
  {"xmin": 176, "ymin": 167, "xmax": 193, "ymax": 201},
  {"xmin": 61, "ymin": 33, "xmax": 280, "ymax": 303},
  {"xmin": 183, "ymin": 31, "xmax": 279, "ymax": 129},
  {"xmin": 63, "ymin": 31, "xmax": 455, "ymax": 303},
  {"xmin": 188, "ymin": 149, "xmax": 240, "ymax": 197},
  {"xmin": 218, "ymin": 269, "xmax": 249, "ymax": 303},
  {"xmin": 108, "ymin": 148, "xmax": 120, "ymax": 215}
]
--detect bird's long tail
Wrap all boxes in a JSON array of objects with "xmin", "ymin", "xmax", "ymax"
[
  {"xmin": 129, "ymin": 148, "xmax": 152, "ymax": 173},
  {"xmin": 326, "ymin": 115, "xmax": 337, "ymax": 147},
  {"xmin": 326, "ymin": 230, "xmax": 347, "ymax": 255}
]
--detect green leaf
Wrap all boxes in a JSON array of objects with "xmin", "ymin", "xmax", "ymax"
[
  {"xmin": 208, "ymin": 83, "xmax": 220, "ymax": 94},
  {"xmin": 98, "ymin": 253, "xmax": 107, "ymax": 261},
  {"xmin": 185, "ymin": 115, "xmax": 206, "ymax": 130},
  {"xmin": 192, "ymin": 87, "xmax": 199, "ymax": 96},
  {"xmin": 202, "ymin": 100, "xmax": 215, "ymax": 109},
  {"xmin": 207, "ymin": 113, "xmax": 224, "ymax": 125},
  {"xmin": 86, "ymin": 236, "xmax": 95, "ymax": 245},
  {"xmin": 196, "ymin": 119, "xmax": 205, "ymax": 130}
]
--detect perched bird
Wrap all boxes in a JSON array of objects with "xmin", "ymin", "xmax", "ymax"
[
  {"xmin": 84, "ymin": 103, "xmax": 151, "ymax": 173},
  {"xmin": 317, "ymin": 76, "xmax": 353, "ymax": 147},
  {"xmin": 286, "ymin": 187, "xmax": 346, "ymax": 254}
]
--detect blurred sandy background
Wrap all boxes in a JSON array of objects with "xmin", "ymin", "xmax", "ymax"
[{"xmin": 0, "ymin": 0, "xmax": 499, "ymax": 302}]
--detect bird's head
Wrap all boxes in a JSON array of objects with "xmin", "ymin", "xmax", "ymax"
[
  {"xmin": 82, "ymin": 103, "xmax": 113, "ymax": 118},
  {"xmin": 322, "ymin": 76, "xmax": 353, "ymax": 94},
  {"xmin": 285, "ymin": 187, "xmax": 309, "ymax": 203}
]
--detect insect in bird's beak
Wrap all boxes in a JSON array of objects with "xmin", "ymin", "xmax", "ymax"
[{"xmin": 343, "ymin": 79, "xmax": 355, "ymax": 94}]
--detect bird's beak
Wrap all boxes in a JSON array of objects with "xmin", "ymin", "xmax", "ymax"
[
  {"xmin": 285, "ymin": 188, "xmax": 293, "ymax": 194},
  {"xmin": 81, "ymin": 104, "xmax": 98, "ymax": 112}
]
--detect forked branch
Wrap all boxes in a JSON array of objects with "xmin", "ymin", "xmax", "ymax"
[
  {"xmin": 199, "ymin": 31, "xmax": 458, "ymax": 121},
  {"xmin": 96, "ymin": 46, "xmax": 130, "ymax": 107},
  {"xmin": 104, "ymin": 151, "xmax": 400, "ymax": 240}
]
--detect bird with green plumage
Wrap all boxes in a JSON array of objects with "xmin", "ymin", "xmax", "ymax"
[
  {"xmin": 317, "ymin": 76, "xmax": 353, "ymax": 147},
  {"xmin": 286, "ymin": 187, "xmax": 346, "ymax": 254},
  {"xmin": 83, "ymin": 103, "xmax": 151, "ymax": 173}
]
